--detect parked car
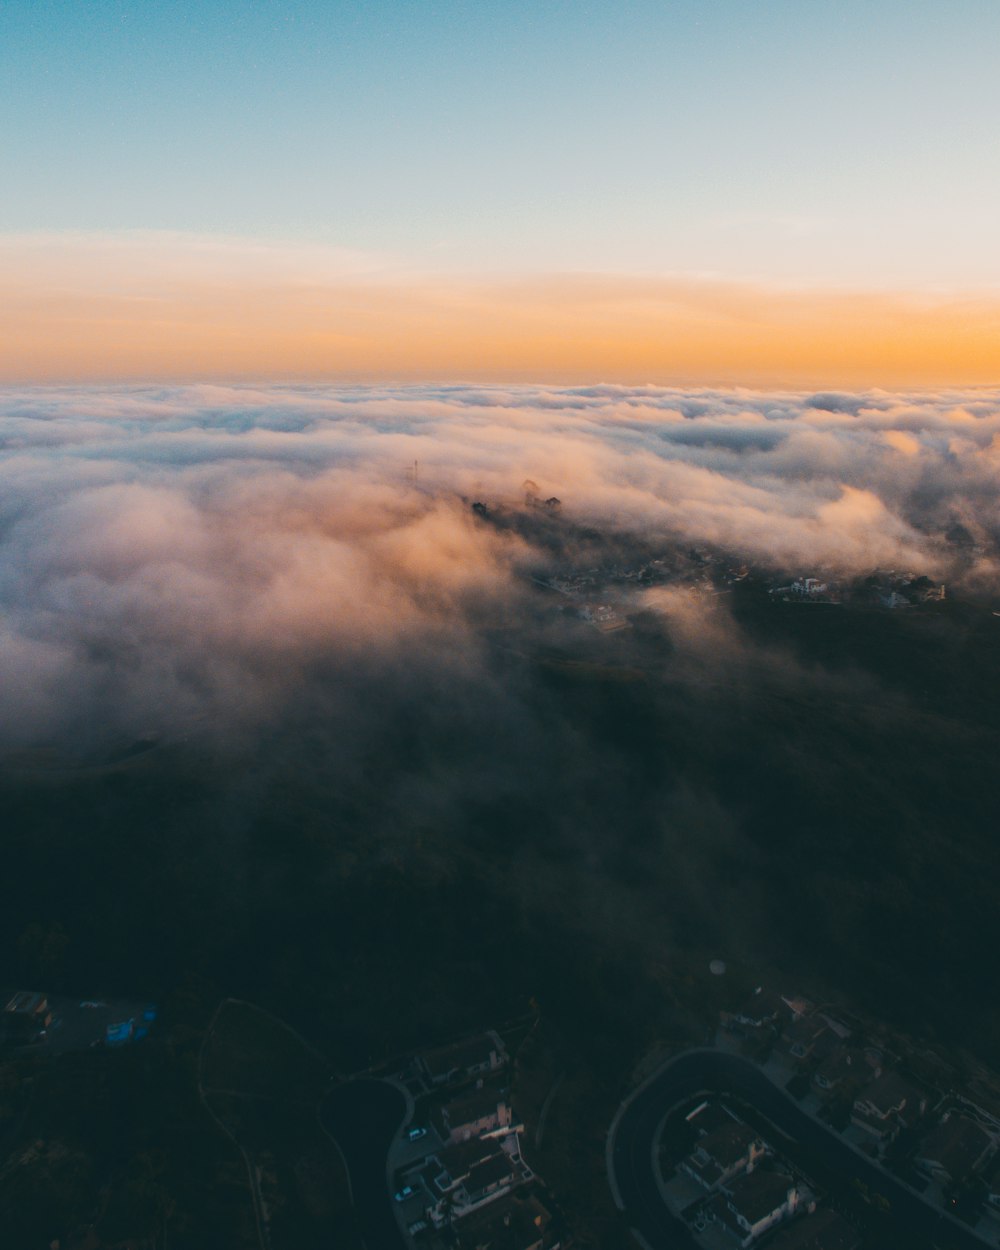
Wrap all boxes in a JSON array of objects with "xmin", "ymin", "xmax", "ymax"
[
  {"xmin": 393, "ymin": 1185, "xmax": 416, "ymax": 1203},
  {"xmin": 407, "ymin": 1126, "xmax": 427, "ymax": 1141}
]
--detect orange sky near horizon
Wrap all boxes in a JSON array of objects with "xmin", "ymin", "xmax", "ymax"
[{"xmin": 3, "ymin": 235, "xmax": 998, "ymax": 389}]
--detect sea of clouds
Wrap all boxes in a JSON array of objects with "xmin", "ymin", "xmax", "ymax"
[{"xmin": 2, "ymin": 382, "xmax": 1000, "ymax": 755}]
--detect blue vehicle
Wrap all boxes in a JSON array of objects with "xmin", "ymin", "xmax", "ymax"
[{"xmin": 105, "ymin": 1019, "xmax": 134, "ymax": 1047}]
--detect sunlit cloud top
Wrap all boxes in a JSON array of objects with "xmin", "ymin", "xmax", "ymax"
[{"xmin": 4, "ymin": 381, "xmax": 1000, "ymax": 752}]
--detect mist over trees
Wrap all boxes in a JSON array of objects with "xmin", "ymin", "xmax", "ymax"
[{"xmin": 2, "ymin": 382, "xmax": 1000, "ymax": 1058}]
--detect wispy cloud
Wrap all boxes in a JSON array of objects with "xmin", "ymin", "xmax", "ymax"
[{"xmin": 3, "ymin": 232, "xmax": 1000, "ymax": 386}]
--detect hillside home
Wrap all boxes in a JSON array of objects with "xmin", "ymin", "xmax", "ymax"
[
  {"xmin": 420, "ymin": 1032, "xmax": 507, "ymax": 1086},
  {"xmin": 851, "ymin": 1071, "xmax": 926, "ymax": 1142},
  {"xmin": 725, "ymin": 989, "xmax": 787, "ymax": 1033},
  {"xmin": 681, "ymin": 1121, "xmax": 766, "ymax": 1191},
  {"xmin": 765, "ymin": 1208, "xmax": 861, "ymax": 1250},
  {"xmin": 710, "ymin": 1169, "xmax": 799, "ymax": 1247},
  {"xmin": 783, "ymin": 1015, "xmax": 829, "ymax": 1062},
  {"xmin": 443, "ymin": 1092, "xmax": 514, "ymax": 1143},
  {"xmin": 813, "ymin": 1048, "xmax": 881, "ymax": 1094},
  {"xmin": 914, "ymin": 1113, "xmax": 993, "ymax": 1186}
]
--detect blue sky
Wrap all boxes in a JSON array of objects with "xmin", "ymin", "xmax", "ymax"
[{"xmin": 4, "ymin": 0, "xmax": 1000, "ymax": 286}]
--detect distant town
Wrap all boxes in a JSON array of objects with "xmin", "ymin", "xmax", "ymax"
[{"xmin": 466, "ymin": 492, "xmax": 987, "ymax": 638}]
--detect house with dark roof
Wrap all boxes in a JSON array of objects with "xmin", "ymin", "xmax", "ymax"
[
  {"xmin": 979, "ymin": 1151, "xmax": 1000, "ymax": 1221},
  {"xmin": 812, "ymin": 1047, "xmax": 881, "ymax": 1094},
  {"xmin": 818, "ymin": 1011, "xmax": 855, "ymax": 1041},
  {"xmin": 914, "ymin": 1113, "xmax": 993, "ymax": 1186},
  {"xmin": 687, "ymin": 1101, "xmax": 743, "ymax": 1135},
  {"xmin": 426, "ymin": 1139, "xmax": 521, "ymax": 1225},
  {"xmin": 454, "ymin": 1189, "xmax": 561, "ymax": 1250},
  {"xmin": 420, "ymin": 1032, "xmax": 507, "ymax": 1086},
  {"xmin": 426, "ymin": 1137, "xmax": 501, "ymax": 1196},
  {"xmin": 782, "ymin": 1014, "xmax": 829, "ymax": 1062},
  {"xmin": 724, "ymin": 989, "xmax": 787, "ymax": 1033},
  {"xmin": 851, "ymin": 1071, "xmax": 926, "ymax": 1142},
  {"xmin": 443, "ymin": 1091, "xmax": 514, "ymax": 1143},
  {"xmin": 780, "ymin": 995, "xmax": 815, "ymax": 1021},
  {"xmin": 710, "ymin": 1169, "xmax": 799, "ymax": 1246},
  {"xmin": 764, "ymin": 1208, "xmax": 861, "ymax": 1250},
  {"xmin": 444, "ymin": 1152, "xmax": 516, "ymax": 1210},
  {"xmin": 681, "ymin": 1120, "xmax": 766, "ymax": 1191}
]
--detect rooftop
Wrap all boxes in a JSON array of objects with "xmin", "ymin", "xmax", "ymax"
[
  {"xmin": 766, "ymin": 1208, "xmax": 861, "ymax": 1250},
  {"xmin": 437, "ymin": 1136, "xmax": 501, "ymax": 1180},
  {"xmin": 446, "ymin": 1090, "xmax": 508, "ymax": 1128},
  {"xmin": 455, "ymin": 1190, "xmax": 555, "ymax": 1250},
  {"xmin": 815, "ymin": 1047, "xmax": 877, "ymax": 1088},
  {"xmin": 855, "ymin": 1070, "xmax": 919, "ymax": 1116},
  {"xmin": 724, "ymin": 1169, "xmax": 795, "ymax": 1224},
  {"xmin": 465, "ymin": 1152, "xmax": 515, "ymax": 1192},
  {"xmin": 731, "ymin": 989, "xmax": 787, "ymax": 1026},
  {"xmin": 422, "ymin": 1032, "xmax": 504, "ymax": 1080},
  {"xmin": 917, "ymin": 1114, "xmax": 992, "ymax": 1180},
  {"xmin": 696, "ymin": 1121, "xmax": 761, "ymax": 1169},
  {"xmin": 688, "ymin": 1102, "xmax": 741, "ymax": 1135}
]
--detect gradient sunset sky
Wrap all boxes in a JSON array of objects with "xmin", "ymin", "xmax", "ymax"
[{"xmin": 4, "ymin": 0, "xmax": 999, "ymax": 385}]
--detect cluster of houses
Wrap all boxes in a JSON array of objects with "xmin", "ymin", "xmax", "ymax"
[
  {"xmin": 766, "ymin": 568, "xmax": 949, "ymax": 610},
  {"xmin": 672, "ymin": 1100, "xmax": 856, "ymax": 1250},
  {"xmin": 395, "ymin": 1031, "xmax": 563, "ymax": 1250},
  {"xmin": 722, "ymin": 988, "xmax": 1000, "ymax": 1225},
  {"xmin": 859, "ymin": 571, "xmax": 948, "ymax": 609},
  {"xmin": 577, "ymin": 603, "xmax": 629, "ymax": 633},
  {"xmin": 769, "ymin": 578, "xmax": 834, "ymax": 602}
]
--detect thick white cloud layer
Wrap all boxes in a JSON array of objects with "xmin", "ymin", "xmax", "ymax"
[{"xmin": 2, "ymin": 382, "xmax": 999, "ymax": 753}]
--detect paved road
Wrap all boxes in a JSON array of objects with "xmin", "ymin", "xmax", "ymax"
[
  {"xmin": 609, "ymin": 1050, "xmax": 993, "ymax": 1250},
  {"xmin": 319, "ymin": 1078, "xmax": 408, "ymax": 1250}
]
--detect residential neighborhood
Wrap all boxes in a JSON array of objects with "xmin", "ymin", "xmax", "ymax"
[
  {"xmin": 661, "ymin": 1098, "xmax": 836, "ymax": 1250},
  {"xmin": 716, "ymin": 985, "xmax": 1000, "ymax": 1242},
  {"xmin": 388, "ymin": 1029, "xmax": 565, "ymax": 1250}
]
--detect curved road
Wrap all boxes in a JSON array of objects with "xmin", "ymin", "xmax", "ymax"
[
  {"xmin": 320, "ymin": 1078, "xmax": 408, "ymax": 1250},
  {"xmin": 609, "ymin": 1050, "xmax": 990, "ymax": 1250}
]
